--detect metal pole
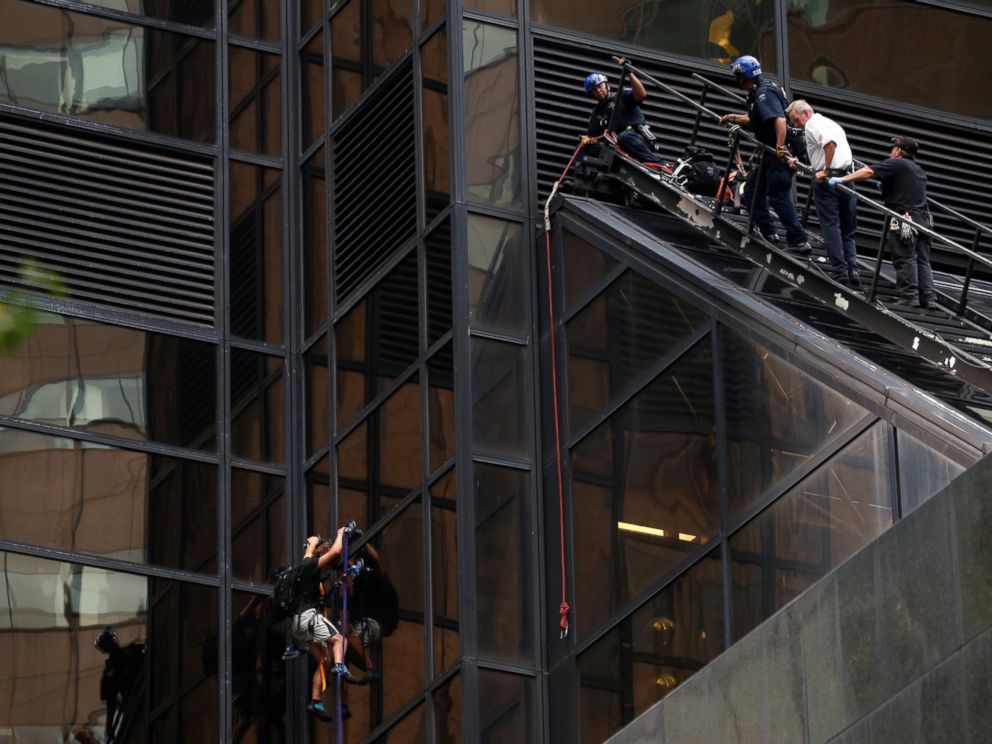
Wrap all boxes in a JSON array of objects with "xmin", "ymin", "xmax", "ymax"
[
  {"xmin": 868, "ymin": 227, "xmax": 890, "ymax": 304},
  {"xmin": 956, "ymin": 228, "xmax": 983, "ymax": 315},
  {"xmin": 688, "ymin": 83, "xmax": 709, "ymax": 150}
]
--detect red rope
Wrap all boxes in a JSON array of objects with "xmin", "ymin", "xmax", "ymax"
[{"xmin": 543, "ymin": 137, "xmax": 595, "ymax": 639}]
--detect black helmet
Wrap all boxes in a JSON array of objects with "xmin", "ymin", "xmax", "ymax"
[{"xmin": 95, "ymin": 626, "xmax": 119, "ymax": 653}]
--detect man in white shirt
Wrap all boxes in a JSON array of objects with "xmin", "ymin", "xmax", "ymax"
[{"xmin": 785, "ymin": 100, "xmax": 860, "ymax": 287}]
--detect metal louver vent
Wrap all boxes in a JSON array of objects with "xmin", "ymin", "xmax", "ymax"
[
  {"xmin": 332, "ymin": 61, "xmax": 417, "ymax": 303},
  {"xmin": 0, "ymin": 115, "xmax": 216, "ymax": 325},
  {"xmin": 533, "ymin": 34, "xmax": 992, "ymax": 270}
]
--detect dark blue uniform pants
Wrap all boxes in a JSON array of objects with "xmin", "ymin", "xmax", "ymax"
[
  {"xmin": 890, "ymin": 209, "xmax": 935, "ymax": 303},
  {"xmin": 617, "ymin": 129, "xmax": 665, "ymax": 165},
  {"xmin": 813, "ymin": 180, "xmax": 858, "ymax": 275},
  {"xmin": 744, "ymin": 158, "xmax": 807, "ymax": 246}
]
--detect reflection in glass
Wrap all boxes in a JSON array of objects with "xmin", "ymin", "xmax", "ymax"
[
  {"xmin": 331, "ymin": 0, "xmax": 363, "ymax": 120},
  {"xmin": 0, "ymin": 429, "xmax": 217, "ymax": 572},
  {"xmin": 463, "ymin": 22, "xmax": 522, "ymax": 210},
  {"xmin": 302, "ymin": 30, "xmax": 326, "ymax": 151},
  {"xmin": 426, "ymin": 218, "xmax": 453, "ymax": 345},
  {"xmin": 721, "ymin": 328, "xmax": 871, "ymax": 518},
  {"xmin": 562, "ymin": 228, "xmax": 619, "ymax": 313},
  {"xmin": 335, "ymin": 251, "xmax": 420, "ymax": 428},
  {"xmin": 531, "ymin": 0, "xmax": 776, "ymax": 69},
  {"xmin": 432, "ymin": 469, "xmax": 458, "ymax": 677},
  {"xmin": 231, "ymin": 349, "xmax": 285, "ymax": 464},
  {"xmin": 467, "ymin": 215, "xmax": 528, "ymax": 335},
  {"xmin": 567, "ymin": 270, "xmax": 709, "ymax": 435},
  {"xmin": 0, "ymin": 0, "xmax": 215, "ymax": 140},
  {"xmin": 306, "ymin": 334, "xmax": 330, "ymax": 455},
  {"xmin": 896, "ymin": 430, "xmax": 966, "ymax": 516},
  {"xmin": 232, "ymin": 470, "xmax": 286, "ymax": 583},
  {"xmin": 0, "ymin": 552, "xmax": 217, "ymax": 742},
  {"xmin": 230, "ymin": 47, "xmax": 281, "ymax": 156},
  {"xmin": 428, "ymin": 343, "xmax": 455, "ymax": 474},
  {"xmin": 731, "ymin": 421, "xmax": 894, "ymax": 641},
  {"xmin": 372, "ymin": 0, "xmax": 413, "ymax": 69},
  {"xmin": 578, "ymin": 554, "xmax": 724, "ymax": 741},
  {"xmin": 301, "ymin": 0, "xmax": 324, "ymax": 37},
  {"xmin": 0, "ymin": 313, "xmax": 216, "ymax": 450},
  {"xmin": 571, "ymin": 340, "xmax": 717, "ymax": 639},
  {"xmin": 472, "ymin": 338, "xmax": 531, "ymax": 460},
  {"xmin": 466, "ymin": 0, "xmax": 516, "ymax": 16},
  {"xmin": 303, "ymin": 147, "xmax": 328, "ymax": 336},
  {"xmin": 435, "ymin": 673, "xmax": 462, "ymax": 743},
  {"xmin": 60, "ymin": 0, "xmax": 215, "ymax": 26},
  {"xmin": 230, "ymin": 590, "xmax": 287, "ymax": 742},
  {"xmin": 307, "ymin": 454, "xmax": 332, "ymax": 539},
  {"xmin": 422, "ymin": 28, "xmax": 450, "ymax": 223},
  {"xmin": 788, "ymin": 1, "xmax": 992, "ymax": 120},
  {"xmin": 229, "ymin": 160, "xmax": 284, "ymax": 343},
  {"xmin": 479, "ymin": 670, "xmax": 535, "ymax": 742},
  {"xmin": 229, "ymin": 0, "xmax": 281, "ymax": 41},
  {"xmin": 421, "ymin": 0, "xmax": 445, "ymax": 32},
  {"xmin": 476, "ymin": 463, "xmax": 534, "ymax": 664}
]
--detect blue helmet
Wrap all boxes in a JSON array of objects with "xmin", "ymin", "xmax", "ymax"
[
  {"xmin": 584, "ymin": 72, "xmax": 608, "ymax": 95},
  {"xmin": 731, "ymin": 55, "xmax": 762, "ymax": 80}
]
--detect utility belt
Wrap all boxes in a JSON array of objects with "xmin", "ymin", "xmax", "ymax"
[
  {"xmin": 827, "ymin": 166, "xmax": 853, "ymax": 176},
  {"xmin": 624, "ymin": 123, "xmax": 656, "ymax": 143}
]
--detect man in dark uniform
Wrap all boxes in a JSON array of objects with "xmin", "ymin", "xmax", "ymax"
[
  {"xmin": 830, "ymin": 136, "xmax": 934, "ymax": 308},
  {"xmin": 583, "ymin": 58, "xmax": 665, "ymax": 165},
  {"xmin": 720, "ymin": 55, "xmax": 811, "ymax": 253}
]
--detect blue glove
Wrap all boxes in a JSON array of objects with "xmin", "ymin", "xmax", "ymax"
[{"xmin": 827, "ymin": 176, "xmax": 843, "ymax": 188}]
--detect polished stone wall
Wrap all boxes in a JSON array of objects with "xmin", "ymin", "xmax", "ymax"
[{"xmin": 606, "ymin": 451, "xmax": 992, "ymax": 744}]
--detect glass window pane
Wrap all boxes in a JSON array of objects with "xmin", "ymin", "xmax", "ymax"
[
  {"xmin": 421, "ymin": 0, "xmax": 445, "ymax": 32},
  {"xmin": 475, "ymin": 463, "xmax": 534, "ymax": 664},
  {"xmin": 897, "ymin": 429, "xmax": 966, "ymax": 516},
  {"xmin": 721, "ymin": 327, "xmax": 871, "ymax": 518},
  {"xmin": 301, "ymin": 0, "xmax": 324, "ymax": 36},
  {"xmin": 429, "ymin": 343, "xmax": 455, "ymax": 474},
  {"xmin": 578, "ymin": 554, "xmax": 724, "ymax": 741},
  {"xmin": 335, "ymin": 251, "xmax": 420, "ymax": 429},
  {"xmin": 562, "ymin": 228, "xmax": 619, "ymax": 312},
  {"xmin": 232, "ymin": 470, "xmax": 286, "ymax": 583},
  {"xmin": 0, "ymin": 1, "xmax": 216, "ymax": 141},
  {"xmin": 0, "ymin": 314, "xmax": 217, "ymax": 450},
  {"xmin": 229, "ymin": 0, "xmax": 281, "ymax": 41},
  {"xmin": 0, "ymin": 429, "xmax": 217, "ymax": 572},
  {"xmin": 422, "ymin": 28, "xmax": 450, "ymax": 222},
  {"xmin": 71, "ymin": 0, "xmax": 215, "ymax": 25},
  {"xmin": 303, "ymin": 147, "xmax": 328, "ymax": 336},
  {"xmin": 479, "ymin": 670, "xmax": 535, "ymax": 743},
  {"xmin": 472, "ymin": 338, "xmax": 531, "ymax": 460},
  {"xmin": 0, "ymin": 552, "xmax": 217, "ymax": 742},
  {"xmin": 531, "ymin": 0, "xmax": 776, "ymax": 71},
  {"xmin": 566, "ymin": 270, "xmax": 709, "ymax": 435},
  {"xmin": 331, "ymin": 0, "xmax": 363, "ymax": 121},
  {"xmin": 466, "ymin": 0, "xmax": 516, "ymax": 17},
  {"xmin": 467, "ymin": 215, "xmax": 528, "ymax": 335},
  {"xmin": 730, "ymin": 421, "xmax": 895, "ymax": 641},
  {"xmin": 231, "ymin": 349, "xmax": 285, "ymax": 464},
  {"xmin": 230, "ymin": 590, "xmax": 287, "ymax": 740},
  {"xmin": 788, "ymin": 1, "xmax": 992, "ymax": 120},
  {"xmin": 435, "ymin": 673, "xmax": 462, "ymax": 743},
  {"xmin": 372, "ymin": 0, "xmax": 413, "ymax": 70},
  {"xmin": 463, "ymin": 22, "xmax": 522, "ymax": 210},
  {"xmin": 306, "ymin": 334, "xmax": 330, "ymax": 455},
  {"xmin": 307, "ymin": 454, "xmax": 332, "ymax": 538},
  {"xmin": 571, "ymin": 339, "xmax": 717, "ymax": 639},
  {"xmin": 431, "ymin": 469, "xmax": 458, "ymax": 677},
  {"xmin": 229, "ymin": 47, "xmax": 282, "ymax": 156},
  {"xmin": 302, "ymin": 30, "xmax": 326, "ymax": 151},
  {"xmin": 230, "ymin": 160, "xmax": 284, "ymax": 344}
]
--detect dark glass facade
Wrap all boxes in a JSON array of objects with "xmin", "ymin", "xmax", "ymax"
[{"xmin": 0, "ymin": 1, "xmax": 987, "ymax": 743}]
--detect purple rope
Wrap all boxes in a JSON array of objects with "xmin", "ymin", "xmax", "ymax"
[{"xmin": 336, "ymin": 532, "xmax": 350, "ymax": 744}]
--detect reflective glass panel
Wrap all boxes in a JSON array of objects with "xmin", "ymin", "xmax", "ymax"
[
  {"xmin": 63, "ymin": 0, "xmax": 214, "ymax": 25},
  {"xmin": 435, "ymin": 674, "xmax": 462, "ymax": 743},
  {"xmin": 431, "ymin": 469, "xmax": 458, "ymax": 676},
  {"xmin": 307, "ymin": 454, "xmax": 332, "ymax": 538},
  {"xmin": 467, "ymin": 215, "xmax": 528, "ymax": 335},
  {"xmin": 472, "ymin": 338, "xmax": 531, "ymax": 460},
  {"xmin": 422, "ymin": 28, "xmax": 450, "ymax": 223},
  {"xmin": 721, "ymin": 327, "xmax": 871, "ymax": 518},
  {"xmin": 230, "ymin": 590, "xmax": 287, "ymax": 741},
  {"xmin": 426, "ymin": 218, "xmax": 453, "ymax": 345},
  {"xmin": 229, "ymin": 47, "xmax": 282, "ymax": 156},
  {"xmin": 562, "ymin": 228, "xmax": 619, "ymax": 313},
  {"xmin": 301, "ymin": 0, "xmax": 323, "ymax": 36},
  {"xmin": 421, "ymin": 0, "xmax": 445, "ymax": 32},
  {"xmin": 232, "ymin": 470, "xmax": 286, "ymax": 583},
  {"xmin": 229, "ymin": 160, "xmax": 284, "ymax": 343},
  {"xmin": 229, "ymin": 0, "xmax": 281, "ymax": 41},
  {"xmin": 372, "ymin": 0, "xmax": 413, "ymax": 69},
  {"xmin": 306, "ymin": 334, "xmax": 330, "ymax": 455},
  {"xmin": 303, "ymin": 147, "xmax": 328, "ymax": 336},
  {"xmin": 578, "ymin": 553, "xmax": 724, "ymax": 741},
  {"xmin": 302, "ymin": 30, "xmax": 326, "ymax": 151},
  {"xmin": 331, "ymin": 0, "xmax": 362, "ymax": 120},
  {"xmin": 730, "ymin": 421, "xmax": 894, "ymax": 641},
  {"xmin": 0, "ymin": 0, "xmax": 216, "ymax": 141},
  {"xmin": 475, "ymin": 463, "xmax": 534, "ymax": 664},
  {"xmin": 428, "ymin": 343, "xmax": 455, "ymax": 473},
  {"xmin": 466, "ymin": 0, "xmax": 515, "ymax": 17},
  {"xmin": 567, "ymin": 270, "xmax": 709, "ymax": 435},
  {"xmin": 336, "ymin": 251, "xmax": 420, "ymax": 428},
  {"xmin": 463, "ymin": 22, "xmax": 522, "ymax": 210},
  {"xmin": 231, "ymin": 349, "xmax": 285, "ymax": 464},
  {"xmin": 571, "ymin": 339, "xmax": 717, "ymax": 639},
  {"xmin": 531, "ymin": 0, "xmax": 776, "ymax": 70},
  {"xmin": 788, "ymin": 1, "xmax": 992, "ymax": 120},
  {"xmin": 0, "ymin": 429, "xmax": 218, "ymax": 572},
  {"xmin": 0, "ymin": 313, "xmax": 217, "ymax": 450},
  {"xmin": 0, "ymin": 552, "xmax": 218, "ymax": 743},
  {"xmin": 479, "ymin": 670, "xmax": 535, "ymax": 743},
  {"xmin": 897, "ymin": 429, "xmax": 966, "ymax": 516}
]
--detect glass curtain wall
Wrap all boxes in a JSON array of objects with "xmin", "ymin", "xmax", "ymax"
[{"xmin": 545, "ymin": 223, "xmax": 973, "ymax": 743}]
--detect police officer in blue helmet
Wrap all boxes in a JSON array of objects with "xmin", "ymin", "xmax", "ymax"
[
  {"xmin": 720, "ymin": 55, "xmax": 812, "ymax": 253},
  {"xmin": 583, "ymin": 59, "xmax": 665, "ymax": 165}
]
